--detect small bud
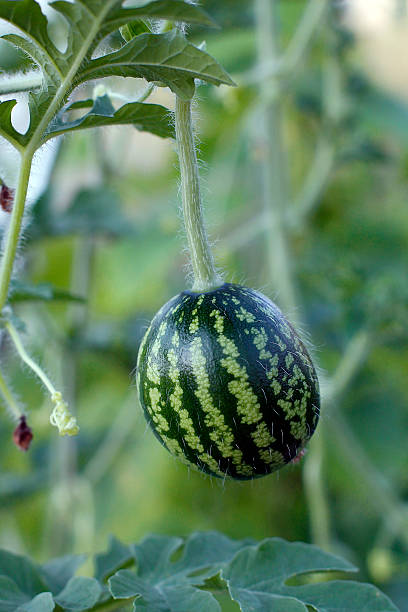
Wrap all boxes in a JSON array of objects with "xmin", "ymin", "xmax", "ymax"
[
  {"xmin": 0, "ymin": 183, "xmax": 15, "ymax": 213},
  {"xmin": 13, "ymin": 416, "xmax": 33, "ymax": 451},
  {"xmin": 50, "ymin": 392, "xmax": 79, "ymax": 436}
]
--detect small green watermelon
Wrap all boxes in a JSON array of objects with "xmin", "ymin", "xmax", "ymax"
[{"xmin": 136, "ymin": 283, "xmax": 319, "ymax": 480}]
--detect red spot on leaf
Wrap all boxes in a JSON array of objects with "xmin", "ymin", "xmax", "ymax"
[
  {"xmin": 13, "ymin": 416, "xmax": 33, "ymax": 451},
  {"xmin": 0, "ymin": 184, "xmax": 15, "ymax": 213}
]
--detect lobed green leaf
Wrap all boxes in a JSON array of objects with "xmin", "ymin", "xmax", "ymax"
[
  {"xmin": 109, "ymin": 532, "xmax": 251, "ymax": 611},
  {"xmin": 16, "ymin": 592, "xmax": 55, "ymax": 612},
  {"xmin": 0, "ymin": 0, "xmax": 232, "ymax": 149},
  {"xmin": 222, "ymin": 539, "xmax": 398, "ymax": 612},
  {"xmin": 94, "ymin": 535, "xmax": 132, "ymax": 582},
  {"xmin": 40, "ymin": 555, "xmax": 87, "ymax": 595},
  {"xmin": 54, "ymin": 576, "xmax": 101, "ymax": 611},
  {"xmin": 75, "ymin": 30, "xmax": 236, "ymax": 101},
  {"xmin": 0, "ymin": 549, "xmax": 47, "ymax": 598},
  {"xmin": 0, "ymin": 576, "xmax": 30, "ymax": 612},
  {"xmin": 45, "ymin": 94, "xmax": 173, "ymax": 142}
]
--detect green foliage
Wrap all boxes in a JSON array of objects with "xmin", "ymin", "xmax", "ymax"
[
  {"xmin": 0, "ymin": 0, "xmax": 231, "ymax": 151},
  {"xmin": 46, "ymin": 94, "xmax": 174, "ymax": 142},
  {"xmin": 8, "ymin": 280, "xmax": 84, "ymax": 304},
  {"xmin": 0, "ymin": 533, "xmax": 398, "ymax": 611}
]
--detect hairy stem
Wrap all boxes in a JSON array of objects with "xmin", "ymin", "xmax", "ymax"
[
  {"xmin": 0, "ymin": 368, "xmax": 22, "ymax": 420},
  {"xmin": 0, "ymin": 152, "xmax": 33, "ymax": 311},
  {"xmin": 0, "ymin": 71, "xmax": 43, "ymax": 95},
  {"xmin": 5, "ymin": 320, "xmax": 57, "ymax": 395},
  {"xmin": 175, "ymin": 96, "xmax": 223, "ymax": 292}
]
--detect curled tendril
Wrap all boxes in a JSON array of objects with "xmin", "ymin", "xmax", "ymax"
[{"xmin": 50, "ymin": 392, "xmax": 79, "ymax": 437}]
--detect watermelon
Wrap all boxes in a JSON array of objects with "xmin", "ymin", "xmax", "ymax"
[{"xmin": 136, "ymin": 283, "xmax": 320, "ymax": 480}]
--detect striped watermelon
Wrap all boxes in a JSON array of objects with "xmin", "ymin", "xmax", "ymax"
[{"xmin": 136, "ymin": 283, "xmax": 320, "ymax": 480}]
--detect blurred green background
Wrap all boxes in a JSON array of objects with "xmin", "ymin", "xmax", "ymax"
[{"xmin": 0, "ymin": 1, "xmax": 408, "ymax": 610}]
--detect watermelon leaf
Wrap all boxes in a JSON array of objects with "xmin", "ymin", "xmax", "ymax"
[
  {"xmin": 45, "ymin": 95, "xmax": 173, "ymax": 143},
  {"xmin": 0, "ymin": 0, "xmax": 231, "ymax": 151},
  {"xmin": 108, "ymin": 532, "xmax": 250, "ymax": 611},
  {"xmin": 54, "ymin": 577, "xmax": 101, "ymax": 611},
  {"xmin": 94, "ymin": 536, "xmax": 132, "ymax": 583},
  {"xmin": 222, "ymin": 539, "xmax": 399, "ymax": 612}
]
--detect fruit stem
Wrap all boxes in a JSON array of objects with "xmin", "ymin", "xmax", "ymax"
[
  {"xmin": 175, "ymin": 96, "xmax": 223, "ymax": 292},
  {"xmin": 5, "ymin": 320, "xmax": 79, "ymax": 436}
]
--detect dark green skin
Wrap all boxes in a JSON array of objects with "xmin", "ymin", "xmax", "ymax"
[{"xmin": 136, "ymin": 283, "xmax": 320, "ymax": 480}]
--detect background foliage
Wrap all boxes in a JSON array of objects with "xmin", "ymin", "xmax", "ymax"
[{"xmin": 0, "ymin": 0, "xmax": 407, "ymax": 610}]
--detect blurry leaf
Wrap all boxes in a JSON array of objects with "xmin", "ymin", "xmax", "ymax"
[
  {"xmin": 0, "ymin": 576, "xmax": 29, "ymax": 611},
  {"xmin": 109, "ymin": 532, "xmax": 250, "ymax": 611},
  {"xmin": 45, "ymin": 95, "xmax": 173, "ymax": 142},
  {"xmin": 0, "ymin": 550, "xmax": 47, "ymax": 598},
  {"xmin": 339, "ymin": 139, "xmax": 391, "ymax": 164},
  {"xmin": 8, "ymin": 280, "xmax": 85, "ymax": 304},
  {"xmin": 356, "ymin": 84, "xmax": 408, "ymax": 144},
  {"xmin": 222, "ymin": 539, "xmax": 398, "ymax": 611},
  {"xmin": 54, "ymin": 187, "xmax": 132, "ymax": 238},
  {"xmin": 76, "ymin": 30, "xmax": 236, "ymax": 101},
  {"xmin": 0, "ymin": 472, "xmax": 47, "ymax": 507},
  {"xmin": 17, "ymin": 592, "xmax": 55, "ymax": 612},
  {"xmin": 54, "ymin": 577, "xmax": 101, "ymax": 611},
  {"xmin": 94, "ymin": 536, "xmax": 132, "ymax": 582},
  {"xmin": 40, "ymin": 555, "xmax": 87, "ymax": 595}
]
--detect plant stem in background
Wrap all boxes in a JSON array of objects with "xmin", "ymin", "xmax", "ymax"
[
  {"xmin": 0, "ymin": 153, "xmax": 33, "ymax": 311},
  {"xmin": 175, "ymin": 96, "xmax": 223, "ymax": 292},
  {"xmin": 254, "ymin": 0, "xmax": 297, "ymax": 318},
  {"xmin": 255, "ymin": 0, "xmax": 332, "ymax": 548}
]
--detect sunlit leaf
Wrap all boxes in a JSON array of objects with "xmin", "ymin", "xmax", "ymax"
[{"xmin": 75, "ymin": 30, "xmax": 236, "ymax": 101}]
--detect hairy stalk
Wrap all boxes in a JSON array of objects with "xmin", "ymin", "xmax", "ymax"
[
  {"xmin": 5, "ymin": 319, "xmax": 79, "ymax": 436},
  {"xmin": 175, "ymin": 96, "xmax": 223, "ymax": 292},
  {"xmin": 0, "ymin": 368, "xmax": 22, "ymax": 420},
  {"xmin": 0, "ymin": 152, "xmax": 33, "ymax": 311},
  {"xmin": 0, "ymin": 71, "xmax": 43, "ymax": 95}
]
